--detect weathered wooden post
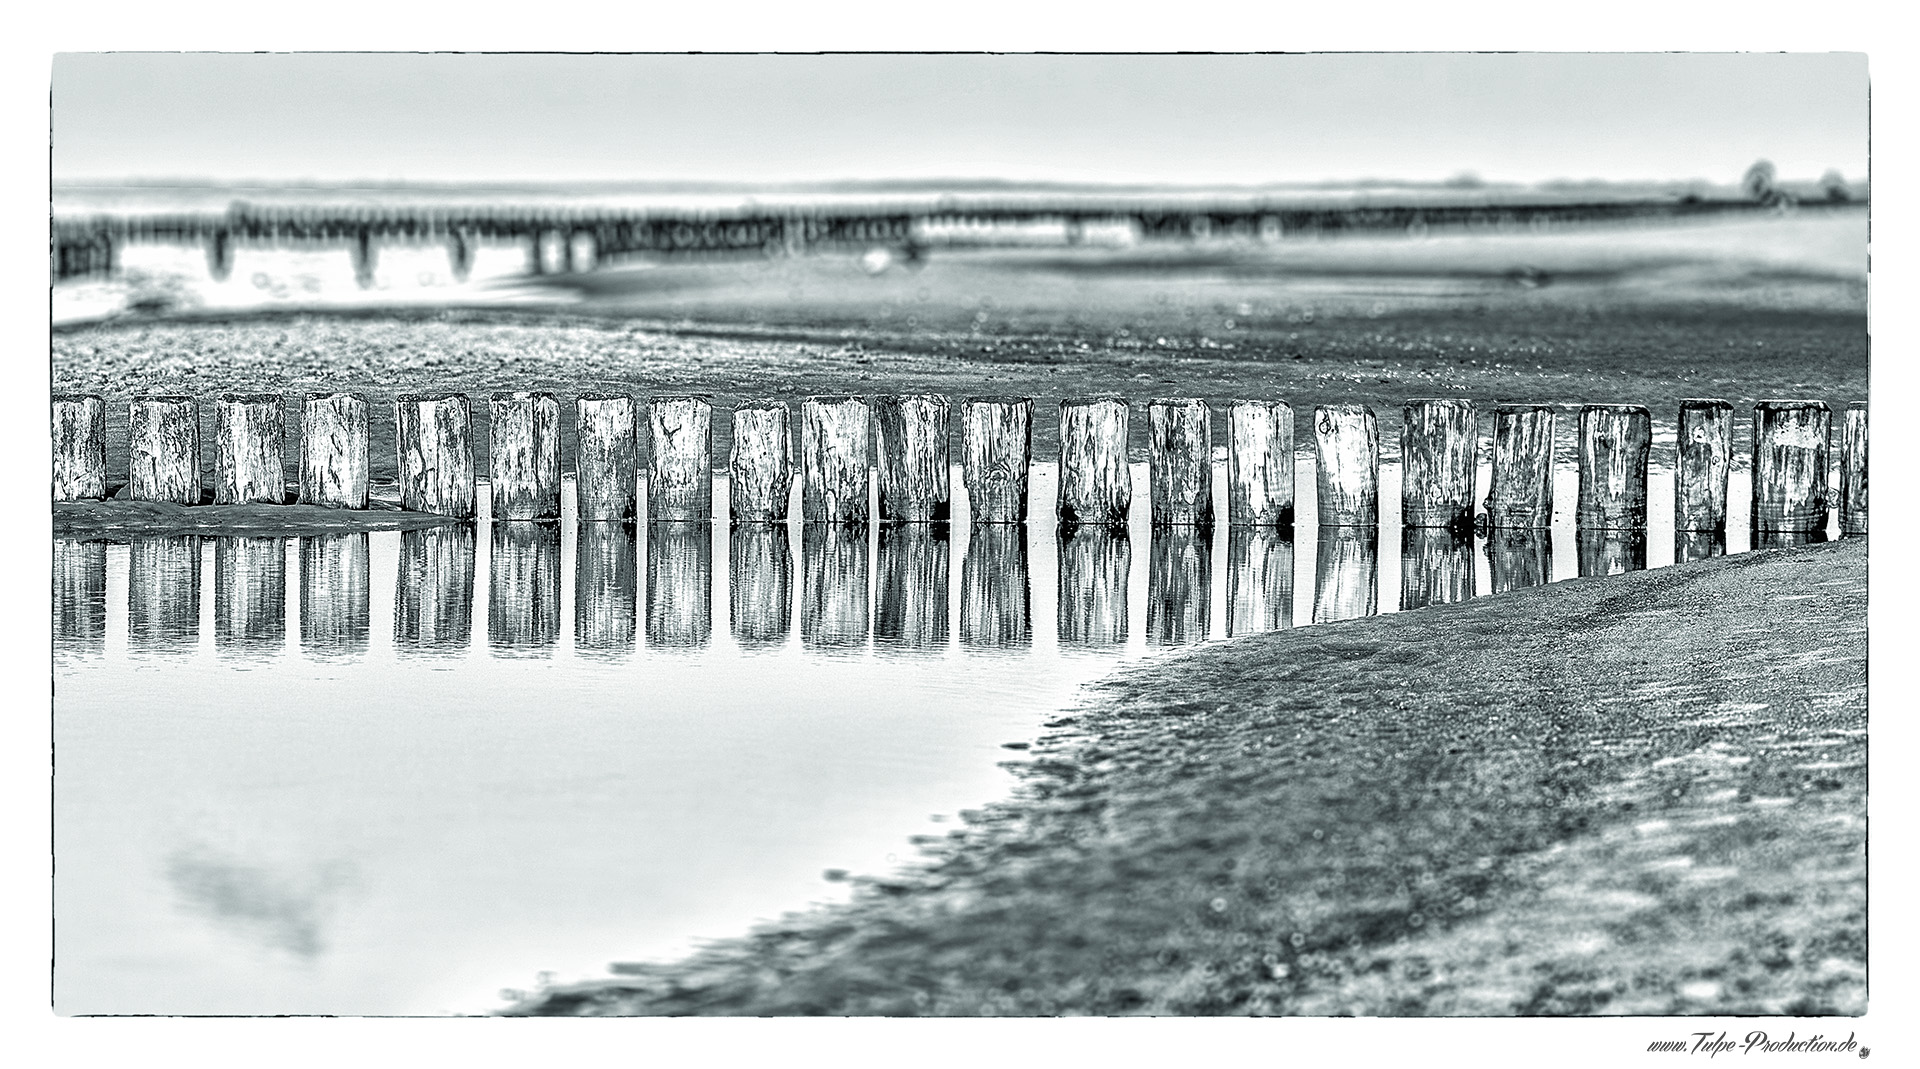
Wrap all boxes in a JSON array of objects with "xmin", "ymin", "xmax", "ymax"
[
  {"xmin": 731, "ymin": 524, "xmax": 793, "ymax": 648},
  {"xmin": 214, "ymin": 536, "xmax": 287, "ymax": 656},
  {"xmin": 395, "ymin": 393, "xmax": 475, "ymax": 518},
  {"xmin": 299, "ymin": 392, "xmax": 369, "ymax": 509},
  {"xmin": 1058, "ymin": 397, "xmax": 1131, "ymax": 528},
  {"xmin": 646, "ymin": 522, "xmax": 713, "ymax": 648},
  {"xmin": 1057, "ymin": 527, "xmax": 1130, "ymax": 647},
  {"xmin": 874, "ymin": 393, "xmax": 951, "ymax": 523},
  {"xmin": 1313, "ymin": 527, "xmax": 1378, "ymax": 623},
  {"xmin": 1400, "ymin": 529, "xmax": 1474, "ymax": 610},
  {"xmin": 1675, "ymin": 399, "xmax": 1734, "ymax": 532},
  {"xmin": 961, "ymin": 525, "xmax": 1030, "ymax": 649},
  {"xmin": 1227, "ymin": 527, "xmax": 1293, "ymax": 636},
  {"xmin": 489, "ymin": 391, "xmax": 561, "ymax": 520},
  {"xmin": 1400, "ymin": 399, "xmax": 1476, "ymax": 530},
  {"xmin": 1147, "ymin": 527, "xmax": 1211, "ymax": 645},
  {"xmin": 1148, "ymin": 398, "xmax": 1213, "ymax": 527},
  {"xmin": 1227, "ymin": 400, "xmax": 1293, "ymax": 527},
  {"xmin": 395, "ymin": 525, "xmax": 475, "ymax": 656},
  {"xmin": 875, "ymin": 525, "xmax": 950, "ymax": 652},
  {"xmin": 1577, "ymin": 529, "xmax": 1648, "ymax": 578},
  {"xmin": 1575, "ymin": 404, "xmax": 1651, "ymax": 530},
  {"xmin": 802, "ymin": 396, "xmax": 872, "ymax": 524},
  {"xmin": 129, "ymin": 395, "xmax": 201, "ymax": 504},
  {"xmin": 576, "ymin": 394, "xmax": 638, "ymax": 521},
  {"xmin": 1313, "ymin": 404, "xmax": 1379, "ymax": 527},
  {"xmin": 1751, "ymin": 400, "xmax": 1831, "ymax": 535},
  {"xmin": 1483, "ymin": 404, "xmax": 1556, "ymax": 529},
  {"xmin": 1841, "ymin": 401, "xmax": 1867, "ymax": 536},
  {"xmin": 298, "ymin": 533, "xmax": 370, "ymax": 658},
  {"xmin": 489, "ymin": 521, "xmax": 561, "ymax": 654},
  {"xmin": 52, "ymin": 394, "xmax": 107, "ymax": 501},
  {"xmin": 575, "ymin": 520, "xmax": 637, "ymax": 656},
  {"xmin": 52, "ymin": 540, "xmax": 108, "ymax": 654},
  {"xmin": 801, "ymin": 523, "xmax": 870, "ymax": 649},
  {"xmin": 1486, "ymin": 529, "xmax": 1552, "ymax": 593},
  {"xmin": 648, "ymin": 395, "xmax": 714, "ymax": 522},
  {"xmin": 128, "ymin": 535, "xmax": 201, "ymax": 654},
  {"xmin": 961, "ymin": 397, "xmax": 1032, "ymax": 523},
  {"xmin": 731, "ymin": 402, "xmax": 793, "ymax": 524},
  {"xmin": 214, "ymin": 395, "xmax": 287, "ymax": 505}
]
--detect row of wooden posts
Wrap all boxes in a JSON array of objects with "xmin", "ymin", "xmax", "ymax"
[{"xmin": 50, "ymin": 393, "xmax": 1868, "ymax": 536}]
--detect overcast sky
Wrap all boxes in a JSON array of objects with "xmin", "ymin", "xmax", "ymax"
[{"xmin": 51, "ymin": 53, "xmax": 1868, "ymax": 186}]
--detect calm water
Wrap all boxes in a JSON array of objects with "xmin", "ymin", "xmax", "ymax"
[{"xmin": 51, "ymin": 459, "xmax": 1832, "ymax": 1015}]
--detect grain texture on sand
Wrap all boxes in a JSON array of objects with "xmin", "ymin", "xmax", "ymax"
[{"xmin": 511, "ymin": 539, "xmax": 1865, "ymax": 1017}]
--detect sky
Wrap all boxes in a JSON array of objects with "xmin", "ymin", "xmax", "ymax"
[{"xmin": 51, "ymin": 52, "xmax": 1869, "ymax": 188}]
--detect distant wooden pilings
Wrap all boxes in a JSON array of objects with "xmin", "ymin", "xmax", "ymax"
[
  {"xmin": 874, "ymin": 394, "xmax": 951, "ymax": 523},
  {"xmin": 1401, "ymin": 399, "xmax": 1475, "ymax": 531},
  {"xmin": 576, "ymin": 395, "xmax": 638, "ymax": 521},
  {"xmin": 1751, "ymin": 401, "xmax": 1831, "ymax": 535},
  {"xmin": 802, "ymin": 397, "xmax": 872, "ymax": 524},
  {"xmin": 1575, "ymin": 404, "xmax": 1651, "ymax": 531},
  {"xmin": 1057, "ymin": 526, "xmax": 1129, "ymax": 647},
  {"xmin": 490, "ymin": 392, "xmax": 561, "ymax": 520},
  {"xmin": 960, "ymin": 397, "xmax": 1032, "ymax": 523},
  {"xmin": 129, "ymin": 396, "xmax": 201, "ymax": 504},
  {"xmin": 1675, "ymin": 399, "xmax": 1734, "ymax": 533},
  {"xmin": 1841, "ymin": 402, "xmax": 1867, "ymax": 536},
  {"xmin": 1313, "ymin": 404, "xmax": 1378, "ymax": 527},
  {"xmin": 214, "ymin": 395, "xmax": 287, "ymax": 505},
  {"xmin": 299, "ymin": 393, "xmax": 369, "ymax": 509},
  {"xmin": 397, "ymin": 394, "xmax": 475, "ymax": 519},
  {"xmin": 1058, "ymin": 397, "xmax": 1130, "ymax": 528},
  {"xmin": 648, "ymin": 396, "xmax": 715, "ymax": 522},
  {"xmin": 1148, "ymin": 398, "xmax": 1212, "ymax": 528},
  {"xmin": 52, "ymin": 395, "xmax": 106, "ymax": 502},
  {"xmin": 1227, "ymin": 527, "xmax": 1292, "ymax": 636},
  {"xmin": 1227, "ymin": 400, "xmax": 1293, "ymax": 528},
  {"xmin": 1485, "ymin": 404, "xmax": 1555, "ymax": 529},
  {"xmin": 876, "ymin": 525, "xmax": 950, "ymax": 652}
]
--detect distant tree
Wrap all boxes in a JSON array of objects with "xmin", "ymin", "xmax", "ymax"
[
  {"xmin": 1743, "ymin": 160, "xmax": 1777, "ymax": 201},
  {"xmin": 1820, "ymin": 169, "xmax": 1852, "ymax": 202}
]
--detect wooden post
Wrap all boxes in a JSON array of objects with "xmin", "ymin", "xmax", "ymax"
[
  {"xmin": 214, "ymin": 395, "xmax": 287, "ymax": 505},
  {"xmin": 1313, "ymin": 404, "xmax": 1379, "ymax": 527},
  {"xmin": 1675, "ymin": 530, "xmax": 1727, "ymax": 565},
  {"xmin": 299, "ymin": 392, "xmax": 369, "ymax": 509},
  {"xmin": 1485, "ymin": 404, "xmax": 1556, "ymax": 529},
  {"xmin": 1227, "ymin": 400, "xmax": 1293, "ymax": 527},
  {"xmin": 1841, "ymin": 401, "xmax": 1867, "ymax": 535},
  {"xmin": 298, "ymin": 533, "xmax": 370, "ymax": 658},
  {"xmin": 51, "ymin": 394, "xmax": 107, "ymax": 501},
  {"xmin": 1751, "ymin": 400, "xmax": 1831, "ymax": 534},
  {"xmin": 801, "ymin": 396, "xmax": 872, "ymax": 524},
  {"xmin": 128, "ymin": 535, "xmax": 201, "ymax": 654},
  {"xmin": 52, "ymin": 540, "xmax": 107, "ymax": 654},
  {"xmin": 730, "ymin": 402, "xmax": 793, "ymax": 524},
  {"xmin": 396, "ymin": 394, "xmax": 475, "ymax": 518},
  {"xmin": 1675, "ymin": 399, "xmax": 1733, "ymax": 533},
  {"xmin": 1312, "ymin": 528, "xmax": 1378, "ymax": 623},
  {"xmin": 1577, "ymin": 529, "xmax": 1647, "ymax": 578},
  {"xmin": 575, "ymin": 521, "xmax": 637, "ymax": 656},
  {"xmin": 489, "ymin": 522, "xmax": 561, "ymax": 654},
  {"xmin": 576, "ymin": 395, "xmax": 638, "ymax": 522},
  {"xmin": 1400, "ymin": 399, "xmax": 1476, "ymax": 530},
  {"xmin": 646, "ymin": 522, "xmax": 713, "ymax": 648},
  {"xmin": 395, "ymin": 525, "xmax": 475, "ymax": 656},
  {"xmin": 961, "ymin": 525, "xmax": 1030, "ymax": 649},
  {"xmin": 648, "ymin": 395, "xmax": 714, "ymax": 522},
  {"xmin": 801, "ymin": 523, "xmax": 869, "ymax": 649},
  {"xmin": 1227, "ymin": 527, "xmax": 1293, "ymax": 636},
  {"xmin": 730, "ymin": 524, "xmax": 792, "ymax": 648},
  {"xmin": 1057, "ymin": 526, "xmax": 1129, "ymax": 647},
  {"xmin": 960, "ymin": 397, "xmax": 1032, "ymax": 523},
  {"xmin": 1486, "ymin": 529, "xmax": 1552, "ymax": 594},
  {"xmin": 876, "ymin": 525, "xmax": 950, "ymax": 651},
  {"xmin": 129, "ymin": 395, "xmax": 201, "ymax": 505},
  {"xmin": 1148, "ymin": 398, "xmax": 1213, "ymax": 527},
  {"xmin": 489, "ymin": 391, "xmax": 561, "ymax": 520},
  {"xmin": 874, "ymin": 393, "xmax": 951, "ymax": 523},
  {"xmin": 1058, "ymin": 397, "xmax": 1131, "ymax": 528},
  {"xmin": 1575, "ymin": 404, "xmax": 1651, "ymax": 531},
  {"xmin": 1400, "ymin": 529, "xmax": 1474, "ymax": 610},
  {"xmin": 214, "ymin": 536, "xmax": 287, "ymax": 656},
  {"xmin": 1147, "ymin": 527, "xmax": 1211, "ymax": 645}
]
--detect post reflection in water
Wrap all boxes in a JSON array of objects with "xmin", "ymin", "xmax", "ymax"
[
  {"xmin": 1057, "ymin": 525, "xmax": 1129, "ymax": 649},
  {"xmin": 875, "ymin": 524, "xmax": 950, "ymax": 654},
  {"xmin": 1226, "ymin": 527, "xmax": 1292, "ymax": 637},
  {"xmin": 1675, "ymin": 529, "xmax": 1728, "ymax": 565},
  {"xmin": 488, "ymin": 523, "xmax": 561, "ymax": 655},
  {"xmin": 395, "ymin": 525, "xmax": 474, "ymax": 656},
  {"xmin": 128, "ymin": 535, "xmax": 202, "ymax": 655},
  {"xmin": 729, "ymin": 524, "xmax": 791, "ymax": 649},
  {"xmin": 53, "ymin": 540, "xmax": 108, "ymax": 656},
  {"xmin": 574, "ymin": 522, "xmax": 637, "ymax": 657},
  {"xmin": 1485, "ymin": 528, "xmax": 1552, "ymax": 594},
  {"xmin": 214, "ymin": 536, "xmax": 287, "ymax": 657},
  {"xmin": 802, "ymin": 524, "xmax": 869, "ymax": 651},
  {"xmin": 298, "ymin": 533, "xmax": 370, "ymax": 659},
  {"xmin": 646, "ymin": 521, "xmax": 713, "ymax": 649},
  {"xmin": 1400, "ymin": 528, "xmax": 1474, "ymax": 611},
  {"xmin": 961, "ymin": 524, "xmax": 1030, "ymax": 650},
  {"xmin": 1576, "ymin": 528, "xmax": 1648, "ymax": 578},
  {"xmin": 1312, "ymin": 527, "xmax": 1377, "ymax": 624},
  {"xmin": 1753, "ymin": 528, "xmax": 1831, "ymax": 551},
  {"xmin": 1148, "ymin": 527, "xmax": 1211, "ymax": 645}
]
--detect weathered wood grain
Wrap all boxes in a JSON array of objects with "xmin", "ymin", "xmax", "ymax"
[
  {"xmin": 875, "ymin": 393, "xmax": 951, "ymax": 523},
  {"xmin": 52, "ymin": 394, "xmax": 107, "ymax": 501},
  {"xmin": 1226, "ymin": 400, "xmax": 1293, "ymax": 528},
  {"xmin": 1675, "ymin": 399, "xmax": 1734, "ymax": 533},
  {"xmin": 1148, "ymin": 526, "xmax": 1211, "ymax": 645},
  {"xmin": 299, "ymin": 392, "xmax": 369, "ymax": 510},
  {"xmin": 1148, "ymin": 398, "xmax": 1213, "ymax": 528},
  {"xmin": 129, "ymin": 395, "xmax": 201, "ymax": 505},
  {"xmin": 802, "ymin": 396, "xmax": 872, "ymax": 524},
  {"xmin": 648, "ymin": 395, "xmax": 714, "ymax": 522},
  {"xmin": 1485, "ymin": 404, "xmax": 1555, "ymax": 529},
  {"xmin": 395, "ymin": 394, "xmax": 475, "ymax": 519},
  {"xmin": 1400, "ymin": 399, "xmax": 1475, "ymax": 530},
  {"xmin": 575, "ymin": 521, "xmax": 637, "ymax": 656},
  {"xmin": 730, "ymin": 523, "xmax": 792, "ymax": 648},
  {"xmin": 961, "ymin": 397, "xmax": 1032, "ymax": 524},
  {"xmin": 730, "ymin": 402, "xmax": 793, "ymax": 524},
  {"xmin": 576, "ymin": 395, "xmax": 638, "ymax": 522},
  {"xmin": 214, "ymin": 395, "xmax": 287, "ymax": 506},
  {"xmin": 1058, "ymin": 397, "xmax": 1131, "ymax": 528},
  {"xmin": 1575, "ymin": 404, "xmax": 1652, "ymax": 531},
  {"xmin": 1313, "ymin": 404, "xmax": 1379, "ymax": 527},
  {"xmin": 1751, "ymin": 400, "xmax": 1831, "ymax": 534},
  {"xmin": 1840, "ymin": 401, "xmax": 1867, "ymax": 536},
  {"xmin": 490, "ymin": 391, "xmax": 561, "ymax": 520}
]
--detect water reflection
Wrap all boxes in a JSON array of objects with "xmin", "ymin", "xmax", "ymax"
[
  {"xmin": 1148, "ymin": 527, "xmax": 1211, "ymax": 645},
  {"xmin": 53, "ymin": 540, "xmax": 108, "ymax": 657},
  {"xmin": 165, "ymin": 845, "xmax": 354, "ymax": 960},
  {"xmin": 729, "ymin": 524, "xmax": 792, "ymax": 649},
  {"xmin": 1057, "ymin": 526, "xmax": 1129, "ymax": 649},
  {"xmin": 961, "ymin": 525, "xmax": 1030, "ymax": 650},
  {"xmin": 1486, "ymin": 529, "xmax": 1552, "ymax": 594},
  {"xmin": 1675, "ymin": 529, "xmax": 1728, "ymax": 565},
  {"xmin": 489, "ymin": 523, "xmax": 561, "ymax": 656},
  {"xmin": 214, "ymin": 537, "xmax": 286, "ymax": 658},
  {"xmin": 1226, "ymin": 528, "xmax": 1293, "ymax": 637},
  {"xmin": 299, "ymin": 534, "xmax": 370, "ymax": 660},
  {"xmin": 802, "ymin": 525, "xmax": 870, "ymax": 651},
  {"xmin": 1400, "ymin": 529, "xmax": 1474, "ymax": 611},
  {"xmin": 1313, "ymin": 528, "xmax": 1378, "ymax": 624},
  {"xmin": 1753, "ymin": 528, "xmax": 1831, "ymax": 551},
  {"xmin": 647, "ymin": 522, "xmax": 713, "ymax": 649},
  {"xmin": 1576, "ymin": 529, "xmax": 1648, "ymax": 578},
  {"xmin": 395, "ymin": 525, "xmax": 474, "ymax": 657},
  {"xmin": 575, "ymin": 522, "xmax": 637, "ymax": 657},
  {"xmin": 875, "ymin": 525, "xmax": 950, "ymax": 654},
  {"xmin": 129, "ymin": 535, "xmax": 202, "ymax": 656}
]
